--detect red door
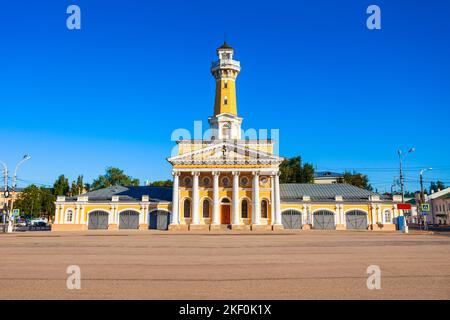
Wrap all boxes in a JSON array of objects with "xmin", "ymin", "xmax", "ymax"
[{"xmin": 221, "ymin": 205, "xmax": 231, "ymax": 224}]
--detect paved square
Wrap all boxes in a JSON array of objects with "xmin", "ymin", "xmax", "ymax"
[{"xmin": 0, "ymin": 230, "xmax": 449, "ymax": 299}]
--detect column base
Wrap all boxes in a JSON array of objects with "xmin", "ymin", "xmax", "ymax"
[
  {"xmin": 251, "ymin": 224, "xmax": 272, "ymax": 231},
  {"xmin": 209, "ymin": 224, "xmax": 222, "ymax": 231},
  {"xmin": 168, "ymin": 224, "xmax": 189, "ymax": 231},
  {"xmin": 231, "ymin": 224, "xmax": 251, "ymax": 231},
  {"xmin": 189, "ymin": 224, "xmax": 210, "ymax": 231},
  {"xmin": 336, "ymin": 224, "xmax": 346, "ymax": 230},
  {"xmin": 139, "ymin": 223, "xmax": 148, "ymax": 230},
  {"xmin": 301, "ymin": 224, "xmax": 312, "ymax": 230},
  {"xmin": 272, "ymin": 224, "xmax": 284, "ymax": 231},
  {"xmin": 108, "ymin": 224, "xmax": 118, "ymax": 230}
]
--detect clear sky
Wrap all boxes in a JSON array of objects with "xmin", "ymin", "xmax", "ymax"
[{"xmin": 1, "ymin": 0, "xmax": 449, "ymax": 193}]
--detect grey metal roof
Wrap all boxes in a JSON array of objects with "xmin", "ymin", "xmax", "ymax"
[
  {"xmin": 280, "ymin": 183, "xmax": 382, "ymax": 201},
  {"xmin": 66, "ymin": 186, "xmax": 172, "ymax": 202},
  {"xmin": 65, "ymin": 183, "xmax": 385, "ymax": 203}
]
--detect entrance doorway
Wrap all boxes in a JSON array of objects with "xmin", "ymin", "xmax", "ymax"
[{"xmin": 220, "ymin": 198, "xmax": 231, "ymax": 224}]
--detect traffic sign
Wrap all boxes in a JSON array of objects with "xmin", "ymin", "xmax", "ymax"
[{"xmin": 421, "ymin": 203, "xmax": 430, "ymax": 212}]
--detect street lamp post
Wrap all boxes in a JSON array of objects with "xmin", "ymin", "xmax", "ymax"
[
  {"xmin": 1, "ymin": 161, "xmax": 8, "ymax": 230},
  {"xmin": 397, "ymin": 147, "xmax": 415, "ymax": 233},
  {"xmin": 6, "ymin": 155, "xmax": 31, "ymax": 233},
  {"xmin": 419, "ymin": 167, "xmax": 432, "ymax": 230}
]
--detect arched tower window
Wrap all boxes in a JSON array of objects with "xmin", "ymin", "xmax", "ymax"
[
  {"xmin": 241, "ymin": 199, "xmax": 248, "ymax": 219},
  {"xmin": 224, "ymin": 96, "xmax": 228, "ymax": 105},
  {"xmin": 202, "ymin": 199, "xmax": 210, "ymax": 218},
  {"xmin": 261, "ymin": 200, "xmax": 268, "ymax": 219},
  {"xmin": 183, "ymin": 199, "xmax": 191, "ymax": 218}
]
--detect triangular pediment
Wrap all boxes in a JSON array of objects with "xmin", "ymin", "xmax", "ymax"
[{"xmin": 167, "ymin": 141, "xmax": 283, "ymax": 166}]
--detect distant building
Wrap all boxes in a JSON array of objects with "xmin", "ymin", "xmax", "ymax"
[
  {"xmin": 0, "ymin": 188, "xmax": 23, "ymax": 214},
  {"xmin": 427, "ymin": 187, "xmax": 450, "ymax": 225},
  {"xmin": 313, "ymin": 171, "xmax": 343, "ymax": 184}
]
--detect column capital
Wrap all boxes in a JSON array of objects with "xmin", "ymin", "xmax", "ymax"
[
  {"xmin": 271, "ymin": 171, "xmax": 280, "ymax": 176},
  {"xmin": 252, "ymin": 171, "xmax": 260, "ymax": 176},
  {"xmin": 191, "ymin": 171, "xmax": 200, "ymax": 177},
  {"xmin": 212, "ymin": 171, "xmax": 221, "ymax": 176},
  {"xmin": 232, "ymin": 171, "xmax": 240, "ymax": 176},
  {"xmin": 172, "ymin": 171, "xmax": 181, "ymax": 177}
]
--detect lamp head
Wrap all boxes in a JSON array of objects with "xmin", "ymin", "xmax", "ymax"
[{"xmin": 408, "ymin": 147, "xmax": 415, "ymax": 153}]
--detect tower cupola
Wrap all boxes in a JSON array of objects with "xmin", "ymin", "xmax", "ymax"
[{"xmin": 209, "ymin": 42, "xmax": 243, "ymax": 140}]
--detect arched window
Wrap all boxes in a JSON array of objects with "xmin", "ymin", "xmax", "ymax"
[
  {"xmin": 261, "ymin": 200, "xmax": 268, "ymax": 219},
  {"xmin": 224, "ymin": 80, "xmax": 228, "ymax": 89},
  {"xmin": 384, "ymin": 210, "xmax": 392, "ymax": 223},
  {"xmin": 224, "ymin": 96, "xmax": 228, "ymax": 105},
  {"xmin": 241, "ymin": 200, "xmax": 248, "ymax": 219},
  {"xmin": 183, "ymin": 199, "xmax": 191, "ymax": 218},
  {"xmin": 221, "ymin": 198, "xmax": 230, "ymax": 204},
  {"xmin": 66, "ymin": 210, "xmax": 73, "ymax": 223},
  {"xmin": 202, "ymin": 199, "xmax": 210, "ymax": 218}
]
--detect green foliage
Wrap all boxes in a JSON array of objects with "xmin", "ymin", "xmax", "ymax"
[
  {"xmin": 279, "ymin": 156, "xmax": 315, "ymax": 183},
  {"xmin": 91, "ymin": 167, "xmax": 140, "ymax": 190},
  {"xmin": 430, "ymin": 181, "xmax": 446, "ymax": 193},
  {"xmin": 53, "ymin": 174, "xmax": 69, "ymax": 196},
  {"xmin": 342, "ymin": 171, "xmax": 373, "ymax": 191},
  {"xmin": 69, "ymin": 175, "xmax": 85, "ymax": 196},
  {"xmin": 14, "ymin": 185, "xmax": 55, "ymax": 219},
  {"xmin": 149, "ymin": 180, "xmax": 173, "ymax": 187}
]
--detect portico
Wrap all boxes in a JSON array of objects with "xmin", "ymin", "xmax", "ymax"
[{"xmin": 168, "ymin": 167, "xmax": 283, "ymax": 231}]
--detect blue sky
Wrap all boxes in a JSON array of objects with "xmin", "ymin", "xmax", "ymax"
[{"xmin": 0, "ymin": 0, "xmax": 449, "ymax": 192}]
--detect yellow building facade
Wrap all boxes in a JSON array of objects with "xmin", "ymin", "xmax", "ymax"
[{"xmin": 52, "ymin": 42, "xmax": 402, "ymax": 232}]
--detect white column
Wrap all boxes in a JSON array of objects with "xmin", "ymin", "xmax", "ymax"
[
  {"xmin": 139, "ymin": 205, "xmax": 145, "ymax": 224},
  {"xmin": 378, "ymin": 205, "xmax": 382, "ymax": 224},
  {"xmin": 75, "ymin": 205, "xmax": 80, "ymax": 224},
  {"xmin": 341, "ymin": 205, "xmax": 346, "ymax": 227},
  {"xmin": 171, "ymin": 171, "xmax": 180, "ymax": 225},
  {"xmin": 115, "ymin": 206, "xmax": 120, "ymax": 225},
  {"xmin": 252, "ymin": 172, "xmax": 260, "ymax": 225},
  {"xmin": 270, "ymin": 176, "xmax": 275, "ymax": 225},
  {"xmin": 232, "ymin": 171, "xmax": 240, "ymax": 225},
  {"xmin": 144, "ymin": 205, "xmax": 149, "ymax": 224},
  {"xmin": 370, "ymin": 204, "xmax": 375, "ymax": 224},
  {"xmin": 80, "ymin": 205, "xmax": 85, "ymax": 224},
  {"xmin": 212, "ymin": 172, "xmax": 220, "ymax": 225},
  {"xmin": 109, "ymin": 205, "xmax": 114, "ymax": 224},
  {"xmin": 54, "ymin": 205, "xmax": 60, "ymax": 224},
  {"xmin": 191, "ymin": 172, "xmax": 200, "ymax": 225},
  {"xmin": 273, "ymin": 172, "xmax": 282, "ymax": 225}
]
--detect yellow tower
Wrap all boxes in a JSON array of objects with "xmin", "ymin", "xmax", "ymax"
[{"xmin": 209, "ymin": 42, "xmax": 243, "ymax": 140}]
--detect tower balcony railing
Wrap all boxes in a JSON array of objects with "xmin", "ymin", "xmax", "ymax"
[{"xmin": 211, "ymin": 60, "xmax": 241, "ymax": 70}]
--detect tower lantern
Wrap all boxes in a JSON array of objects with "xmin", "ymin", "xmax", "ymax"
[{"xmin": 209, "ymin": 41, "xmax": 242, "ymax": 140}]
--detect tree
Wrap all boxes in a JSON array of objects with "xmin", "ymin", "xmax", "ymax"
[
  {"xmin": 69, "ymin": 175, "xmax": 85, "ymax": 196},
  {"xmin": 91, "ymin": 167, "xmax": 140, "ymax": 190},
  {"xmin": 53, "ymin": 175, "xmax": 69, "ymax": 196},
  {"xmin": 279, "ymin": 156, "xmax": 315, "ymax": 183},
  {"xmin": 14, "ymin": 185, "xmax": 56, "ymax": 219},
  {"xmin": 149, "ymin": 180, "xmax": 173, "ymax": 187},
  {"xmin": 430, "ymin": 181, "xmax": 446, "ymax": 193},
  {"xmin": 341, "ymin": 171, "xmax": 373, "ymax": 191}
]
